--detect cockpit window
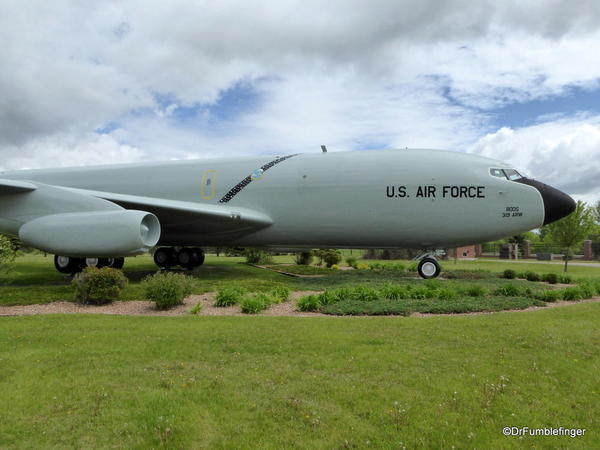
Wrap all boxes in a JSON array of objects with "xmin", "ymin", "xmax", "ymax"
[
  {"xmin": 490, "ymin": 168, "xmax": 506, "ymax": 178},
  {"xmin": 504, "ymin": 169, "xmax": 522, "ymax": 180},
  {"xmin": 490, "ymin": 168, "xmax": 524, "ymax": 180}
]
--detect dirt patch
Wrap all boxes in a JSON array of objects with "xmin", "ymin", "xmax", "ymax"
[{"xmin": 1, "ymin": 292, "xmax": 599, "ymax": 318}]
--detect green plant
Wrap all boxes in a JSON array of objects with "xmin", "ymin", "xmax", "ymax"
[
  {"xmin": 355, "ymin": 263, "xmax": 369, "ymax": 270},
  {"xmin": 494, "ymin": 284, "xmax": 521, "ymax": 297},
  {"xmin": 189, "ymin": 303, "xmax": 203, "ymax": 314},
  {"xmin": 240, "ymin": 293, "xmax": 272, "ymax": 314},
  {"xmin": 297, "ymin": 295, "xmax": 321, "ymax": 312},
  {"xmin": 269, "ymin": 286, "xmax": 290, "ymax": 303},
  {"xmin": 407, "ymin": 262, "xmax": 419, "ymax": 272},
  {"xmin": 525, "ymin": 271, "xmax": 540, "ymax": 282},
  {"xmin": 436, "ymin": 287, "xmax": 458, "ymax": 300},
  {"xmin": 536, "ymin": 290, "xmax": 562, "ymax": 302},
  {"xmin": 543, "ymin": 273, "xmax": 558, "ymax": 284},
  {"xmin": 72, "ymin": 267, "xmax": 128, "ymax": 305},
  {"xmin": 322, "ymin": 250, "xmax": 342, "ymax": 268},
  {"xmin": 561, "ymin": 287, "xmax": 585, "ymax": 301},
  {"xmin": 142, "ymin": 272, "xmax": 194, "ymax": 310},
  {"xmin": 558, "ymin": 275, "xmax": 573, "ymax": 284},
  {"xmin": 503, "ymin": 269, "xmax": 516, "ymax": 279},
  {"xmin": 516, "ymin": 272, "xmax": 527, "ymax": 279},
  {"xmin": 215, "ymin": 286, "xmax": 247, "ymax": 307},
  {"xmin": 345, "ymin": 256, "xmax": 357, "ymax": 268},
  {"xmin": 0, "ymin": 234, "xmax": 16, "ymax": 274},
  {"xmin": 462, "ymin": 285, "xmax": 487, "ymax": 297},
  {"xmin": 381, "ymin": 283, "xmax": 409, "ymax": 300},
  {"xmin": 244, "ymin": 248, "xmax": 273, "ymax": 264},
  {"xmin": 295, "ymin": 251, "xmax": 313, "ymax": 266}
]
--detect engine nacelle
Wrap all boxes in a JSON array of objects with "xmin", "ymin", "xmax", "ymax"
[{"xmin": 19, "ymin": 210, "xmax": 161, "ymax": 257}]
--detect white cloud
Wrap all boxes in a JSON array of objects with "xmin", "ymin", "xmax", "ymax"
[
  {"xmin": 1, "ymin": 0, "xmax": 600, "ymax": 181},
  {"xmin": 470, "ymin": 115, "xmax": 600, "ymax": 201}
]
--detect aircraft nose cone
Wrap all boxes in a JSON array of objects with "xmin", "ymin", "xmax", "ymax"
[{"xmin": 516, "ymin": 178, "xmax": 576, "ymax": 225}]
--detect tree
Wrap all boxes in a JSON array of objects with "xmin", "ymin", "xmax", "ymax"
[{"xmin": 545, "ymin": 201, "xmax": 595, "ymax": 272}]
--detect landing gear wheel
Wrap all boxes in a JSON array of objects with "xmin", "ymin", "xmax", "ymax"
[
  {"xmin": 418, "ymin": 257, "xmax": 441, "ymax": 279},
  {"xmin": 106, "ymin": 257, "xmax": 125, "ymax": 269},
  {"xmin": 191, "ymin": 248, "xmax": 205, "ymax": 267},
  {"xmin": 154, "ymin": 247, "xmax": 175, "ymax": 268},
  {"xmin": 54, "ymin": 255, "xmax": 83, "ymax": 274},
  {"xmin": 177, "ymin": 248, "xmax": 195, "ymax": 269},
  {"xmin": 84, "ymin": 257, "xmax": 110, "ymax": 269}
]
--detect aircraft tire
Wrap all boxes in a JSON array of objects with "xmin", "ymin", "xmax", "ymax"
[
  {"xmin": 177, "ymin": 248, "xmax": 196, "ymax": 269},
  {"xmin": 191, "ymin": 248, "xmax": 205, "ymax": 267},
  {"xmin": 154, "ymin": 247, "xmax": 175, "ymax": 268},
  {"xmin": 54, "ymin": 255, "xmax": 83, "ymax": 274},
  {"xmin": 418, "ymin": 257, "xmax": 441, "ymax": 279},
  {"xmin": 107, "ymin": 257, "xmax": 125, "ymax": 269}
]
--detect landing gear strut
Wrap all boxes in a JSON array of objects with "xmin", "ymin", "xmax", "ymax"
[{"xmin": 154, "ymin": 247, "xmax": 205, "ymax": 270}]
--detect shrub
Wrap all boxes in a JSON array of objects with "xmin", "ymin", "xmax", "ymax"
[
  {"xmin": 390, "ymin": 262, "xmax": 405, "ymax": 272},
  {"xmin": 189, "ymin": 303, "xmax": 203, "ymax": 314},
  {"xmin": 317, "ymin": 290, "xmax": 339, "ymax": 305},
  {"xmin": 463, "ymin": 285, "xmax": 487, "ymax": 297},
  {"xmin": 244, "ymin": 248, "xmax": 273, "ymax": 264},
  {"xmin": 558, "ymin": 275, "xmax": 572, "ymax": 284},
  {"xmin": 543, "ymin": 273, "xmax": 558, "ymax": 284},
  {"xmin": 269, "ymin": 286, "xmax": 290, "ymax": 303},
  {"xmin": 407, "ymin": 262, "xmax": 419, "ymax": 272},
  {"xmin": 525, "ymin": 271, "xmax": 540, "ymax": 282},
  {"xmin": 503, "ymin": 269, "xmax": 516, "ymax": 279},
  {"xmin": 369, "ymin": 262, "xmax": 384, "ymax": 271},
  {"xmin": 381, "ymin": 283, "xmax": 409, "ymax": 300},
  {"xmin": 331, "ymin": 264, "xmax": 340, "ymax": 270},
  {"xmin": 351, "ymin": 286, "xmax": 380, "ymax": 302},
  {"xmin": 577, "ymin": 282, "xmax": 596, "ymax": 299},
  {"xmin": 494, "ymin": 284, "xmax": 521, "ymax": 297},
  {"xmin": 322, "ymin": 250, "xmax": 342, "ymax": 268},
  {"xmin": 143, "ymin": 272, "xmax": 194, "ymax": 310},
  {"xmin": 410, "ymin": 286, "xmax": 429, "ymax": 299},
  {"xmin": 297, "ymin": 295, "xmax": 321, "ymax": 312},
  {"xmin": 537, "ymin": 290, "xmax": 561, "ymax": 302},
  {"xmin": 516, "ymin": 272, "xmax": 527, "ymax": 279},
  {"xmin": 345, "ymin": 256, "xmax": 357, "ymax": 268},
  {"xmin": 0, "ymin": 234, "xmax": 16, "ymax": 274},
  {"xmin": 295, "ymin": 251, "xmax": 313, "ymax": 265},
  {"xmin": 72, "ymin": 267, "xmax": 128, "ymax": 305},
  {"xmin": 355, "ymin": 263, "xmax": 369, "ymax": 270},
  {"xmin": 436, "ymin": 287, "xmax": 458, "ymax": 300},
  {"xmin": 240, "ymin": 293, "xmax": 272, "ymax": 314},
  {"xmin": 561, "ymin": 287, "xmax": 585, "ymax": 301},
  {"xmin": 215, "ymin": 286, "xmax": 247, "ymax": 307}
]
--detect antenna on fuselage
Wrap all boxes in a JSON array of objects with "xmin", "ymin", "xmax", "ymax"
[{"xmin": 321, "ymin": 145, "xmax": 327, "ymax": 153}]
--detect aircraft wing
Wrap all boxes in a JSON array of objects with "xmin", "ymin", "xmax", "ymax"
[
  {"xmin": 64, "ymin": 187, "xmax": 273, "ymax": 235},
  {"xmin": 0, "ymin": 178, "xmax": 38, "ymax": 194}
]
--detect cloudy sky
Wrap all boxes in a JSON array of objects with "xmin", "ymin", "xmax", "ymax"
[{"xmin": 2, "ymin": 0, "xmax": 600, "ymax": 202}]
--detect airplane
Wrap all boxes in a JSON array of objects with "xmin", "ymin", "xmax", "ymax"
[{"xmin": 0, "ymin": 148, "xmax": 575, "ymax": 279}]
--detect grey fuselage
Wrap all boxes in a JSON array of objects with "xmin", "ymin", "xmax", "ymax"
[{"xmin": 1, "ymin": 149, "xmax": 546, "ymax": 249}]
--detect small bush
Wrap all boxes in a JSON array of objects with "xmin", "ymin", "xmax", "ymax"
[
  {"xmin": 189, "ymin": 303, "xmax": 203, "ymax": 314},
  {"xmin": 543, "ymin": 273, "xmax": 558, "ymax": 284},
  {"xmin": 462, "ymin": 285, "xmax": 487, "ymax": 297},
  {"xmin": 381, "ymin": 283, "xmax": 409, "ymax": 300},
  {"xmin": 525, "ymin": 271, "xmax": 540, "ymax": 282},
  {"xmin": 352, "ymin": 286, "xmax": 379, "ymax": 302},
  {"xmin": 72, "ymin": 267, "xmax": 128, "ymax": 305},
  {"xmin": 516, "ymin": 272, "xmax": 527, "ymax": 279},
  {"xmin": 503, "ymin": 269, "xmax": 516, "ymax": 279},
  {"xmin": 345, "ymin": 256, "xmax": 357, "ymax": 268},
  {"xmin": 494, "ymin": 284, "xmax": 521, "ymax": 297},
  {"xmin": 322, "ymin": 250, "xmax": 342, "ymax": 268},
  {"xmin": 577, "ymin": 282, "xmax": 596, "ymax": 299},
  {"xmin": 295, "ymin": 251, "xmax": 313, "ymax": 265},
  {"xmin": 297, "ymin": 295, "xmax": 321, "ymax": 312},
  {"xmin": 215, "ymin": 286, "xmax": 247, "ymax": 307},
  {"xmin": 317, "ymin": 290, "xmax": 339, "ymax": 305},
  {"xmin": 558, "ymin": 275, "xmax": 572, "ymax": 284},
  {"xmin": 355, "ymin": 263, "xmax": 369, "ymax": 270},
  {"xmin": 269, "ymin": 286, "xmax": 290, "ymax": 303},
  {"xmin": 561, "ymin": 287, "xmax": 585, "ymax": 301},
  {"xmin": 407, "ymin": 262, "xmax": 419, "ymax": 272},
  {"xmin": 240, "ymin": 293, "xmax": 272, "ymax": 314},
  {"xmin": 537, "ymin": 290, "xmax": 562, "ymax": 302},
  {"xmin": 143, "ymin": 272, "xmax": 194, "ymax": 310},
  {"xmin": 331, "ymin": 264, "xmax": 340, "ymax": 270},
  {"xmin": 436, "ymin": 287, "xmax": 458, "ymax": 300},
  {"xmin": 0, "ymin": 234, "xmax": 16, "ymax": 274},
  {"xmin": 244, "ymin": 248, "xmax": 273, "ymax": 264},
  {"xmin": 368, "ymin": 262, "xmax": 383, "ymax": 271}
]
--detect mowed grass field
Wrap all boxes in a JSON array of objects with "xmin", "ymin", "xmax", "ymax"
[{"xmin": 1, "ymin": 254, "xmax": 599, "ymax": 447}]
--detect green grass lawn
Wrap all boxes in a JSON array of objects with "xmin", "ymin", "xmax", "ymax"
[{"xmin": 1, "ymin": 304, "xmax": 598, "ymax": 448}]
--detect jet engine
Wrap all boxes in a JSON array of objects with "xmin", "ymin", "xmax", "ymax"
[{"xmin": 19, "ymin": 210, "xmax": 160, "ymax": 257}]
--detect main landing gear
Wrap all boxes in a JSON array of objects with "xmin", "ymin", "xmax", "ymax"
[
  {"xmin": 54, "ymin": 255, "xmax": 125, "ymax": 274},
  {"xmin": 415, "ymin": 252, "xmax": 443, "ymax": 279},
  {"xmin": 153, "ymin": 247, "xmax": 205, "ymax": 270}
]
